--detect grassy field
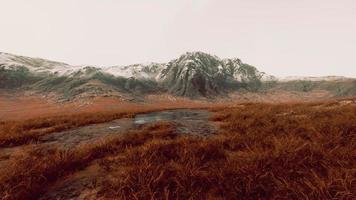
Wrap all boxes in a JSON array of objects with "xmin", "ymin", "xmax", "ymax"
[{"xmin": 0, "ymin": 98, "xmax": 355, "ymax": 199}]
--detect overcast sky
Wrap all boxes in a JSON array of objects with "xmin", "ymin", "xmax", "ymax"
[{"xmin": 1, "ymin": 0, "xmax": 355, "ymax": 77}]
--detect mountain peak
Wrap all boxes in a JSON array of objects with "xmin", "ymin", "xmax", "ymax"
[
  {"xmin": 181, "ymin": 51, "xmax": 215, "ymax": 57},
  {"xmin": 178, "ymin": 51, "xmax": 220, "ymax": 62},
  {"xmin": 0, "ymin": 51, "xmax": 270, "ymax": 97},
  {"xmin": 158, "ymin": 52, "xmax": 266, "ymax": 97}
]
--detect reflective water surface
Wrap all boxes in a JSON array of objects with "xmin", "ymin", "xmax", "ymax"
[{"xmin": 134, "ymin": 109, "xmax": 209, "ymax": 125}]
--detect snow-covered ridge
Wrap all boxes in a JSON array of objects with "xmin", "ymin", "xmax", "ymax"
[
  {"xmin": 0, "ymin": 52, "xmax": 350, "ymax": 82},
  {"xmin": 102, "ymin": 63, "xmax": 166, "ymax": 80},
  {"xmin": 0, "ymin": 51, "xmax": 276, "ymax": 82},
  {"xmin": 4, "ymin": 51, "xmax": 351, "ymax": 83},
  {"xmin": 0, "ymin": 52, "xmax": 167, "ymax": 79},
  {"xmin": 0, "ymin": 52, "xmax": 85, "ymax": 76}
]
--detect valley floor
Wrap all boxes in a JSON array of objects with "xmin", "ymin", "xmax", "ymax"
[
  {"xmin": 0, "ymin": 94, "xmax": 355, "ymax": 199},
  {"xmin": 0, "ymin": 88, "xmax": 334, "ymax": 121}
]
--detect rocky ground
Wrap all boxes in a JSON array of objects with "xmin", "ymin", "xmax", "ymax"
[{"xmin": 0, "ymin": 109, "xmax": 219, "ymax": 199}]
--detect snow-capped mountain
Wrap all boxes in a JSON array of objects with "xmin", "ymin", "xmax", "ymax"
[
  {"xmin": 0, "ymin": 52, "xmax": 81, "ymax": 76},
  {"xmin": 0, "ymin": 52, "xmax": 269, "ymax": 82},
  {"xmin": 1, "ymin": 51, "xmax": 354, "ymax": 99},
  {"xmin": 0, "ymin": 51, "xmax": 297, "ymax": 98},
  {"xmin": 159, "ymin": 52, "xmax": 268, "ymax": 96},
  {"xmin": 0, "ymin": 52, "xmax": 165, "ymax": 79},
  {"xmin": 102, "ymin": 63, "xmax": 166, "ymax": 80}
]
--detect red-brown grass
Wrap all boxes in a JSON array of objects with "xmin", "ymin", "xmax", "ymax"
[
  {"xmin": 0, "ymin": 99, "xmax": 355, "ymax": 199},
  {"xmin": 0, "ymin": 122, "xmax": 178, "ymax": 200},
  {"xmin": 0, "ymin": 102, "xmax": 212, "ymax": 147},
  {"xmin": 96, "ymin": 101, "xmax": 355, "ymax": 199}
]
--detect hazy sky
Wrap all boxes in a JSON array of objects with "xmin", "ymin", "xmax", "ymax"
[{"xmin": 1, "ymin": 0, "xmax": 356, "ymax": 77}]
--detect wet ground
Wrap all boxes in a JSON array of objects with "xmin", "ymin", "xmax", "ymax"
[
  {"xmin": 39, "ymin": 118, "xmax": 134, "ymax": 149},
  {"xmin": 1, "ymin": 109, "xmax": 219, "ymax": 200},
  {"xmin": 134, "ymin": 109, "xmax": 208, "ymax": 124},
  {"xmin": 134, "ymin": 109, "xmax": 217, "ymax": 135},
  {"xmin": 1, "ymin": 109, "xmax": 216, "ymax": 165},
  {"xmin": 39, "ymin": 109, "xmax": 216, "ymax": 149}
]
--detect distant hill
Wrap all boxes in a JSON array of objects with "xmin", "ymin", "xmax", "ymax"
[{"xmin": 0, "ymin": 52, "xmax": 355, "ymax": 100}]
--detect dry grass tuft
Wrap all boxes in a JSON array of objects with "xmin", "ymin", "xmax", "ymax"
[
  {"xmin": 97, "ymin": 101, "xmax": 356, "ymax": 199},
  {"xmin": 0, "ymin": 99, "xmax": 355, "ymax": 199},
  {"xmin": 0, "ymin": 122, "xmax": 178, "ymax": 200},
  {"xmin": 0, "ymin": 102, "xmax": 210, "ymax": 147}
]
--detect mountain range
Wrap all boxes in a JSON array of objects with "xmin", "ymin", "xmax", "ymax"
[{"xmin": 0, "ymin": 51, "xmax": 355, "ymax": 101}]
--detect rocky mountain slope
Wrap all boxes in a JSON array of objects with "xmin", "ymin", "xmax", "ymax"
[
  {"xmin": 0, "ymin": 52, "xmax": 269, "ymax": 98},
  {"xmin": 0, "ymin": 51, "xmax": 355, "ymax": 100},
  {"xmin": 159, "ymin": 52, "xmax": 270, "ymax": 97}
]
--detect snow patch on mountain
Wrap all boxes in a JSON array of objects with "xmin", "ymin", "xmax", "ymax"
[
  {"xmin": 1, "ymin": 51, "xmax": 271, "ymax": 84},
  {"xmin": 0, "ymin": 52, "xmax": 170, "ymax": 79},
  {"xmin": 0, "ymin": 52, "xmax": 78, "ymax": 75},
  {"xmin": 102, "ymin": 63, "xmax": 165, "ymax": 80}
]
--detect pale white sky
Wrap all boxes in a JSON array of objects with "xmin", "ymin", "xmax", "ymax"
[{"xmin": 0, "ymin": 0, "xmax": 355, "ymax": 77}]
